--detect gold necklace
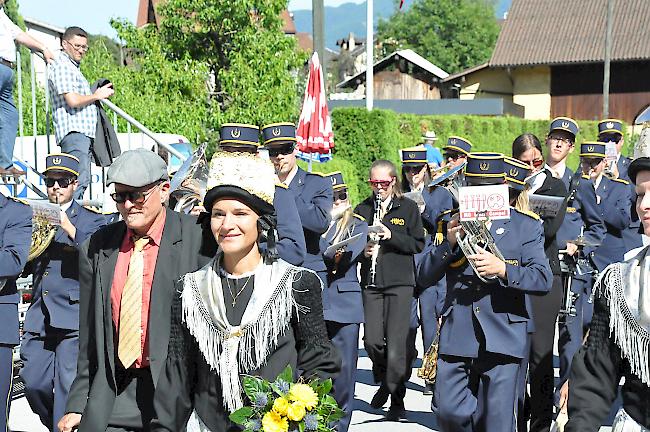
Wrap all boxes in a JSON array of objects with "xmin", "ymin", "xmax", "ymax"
[{"xmin": 225, "ymin": 275, "xmax": 253, "ymax": 307}]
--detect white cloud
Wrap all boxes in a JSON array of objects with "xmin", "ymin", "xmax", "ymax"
[{"xmin": 288, "ymin": 0, "xmax": 365, "ymax": 11}]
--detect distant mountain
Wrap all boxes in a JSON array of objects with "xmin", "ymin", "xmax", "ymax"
[{"xmin": 290, "ymin": 0, "xmax": 512, "ymax": 51}]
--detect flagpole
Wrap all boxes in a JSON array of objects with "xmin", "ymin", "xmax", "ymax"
[{"xmin": 366, "ymin": 0, "xmax": 373, "ymax": 111}]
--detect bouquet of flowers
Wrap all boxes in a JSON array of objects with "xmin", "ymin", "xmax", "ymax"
[{"xmin": 229, "ymin": 365, "xmax": 344, "ymax": 432}]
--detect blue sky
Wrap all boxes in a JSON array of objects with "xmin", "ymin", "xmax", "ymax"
[{"xmin": 16, "ymin": 0, "xmax": 357, "ymax": 38}]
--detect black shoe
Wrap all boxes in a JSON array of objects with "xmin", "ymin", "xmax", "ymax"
[
  {"xmin": 386, "ymin": 405, "xmax": 406, "ymax": 421},
  {"xmin": 370, "ymin": 385, "xmax": 389, "ymax": 409},
  {"xmin": 423, "ymin": 383, "xmax": 435, "ymax": 395}
]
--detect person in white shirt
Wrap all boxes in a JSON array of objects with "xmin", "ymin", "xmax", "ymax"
[{"xmin": 0, "ymin": 0, "xmax": 54, "ymax": 176}]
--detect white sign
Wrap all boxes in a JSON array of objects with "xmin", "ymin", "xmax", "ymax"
[
  {"xmin": 458, "ymin": 184, "xmax": 510, "ymax": 221},
  {"xmin": 529, "ymin": 194, "xmax": 565, "ymax": 217},
  {"xmin": 605, "ymin": 142, "xmax": 617, "ymax": 162}
]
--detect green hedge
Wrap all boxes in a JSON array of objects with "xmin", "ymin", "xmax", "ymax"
[{"xmin": 307, "ymin": 108, "xmax": 626, "ymax": 204}]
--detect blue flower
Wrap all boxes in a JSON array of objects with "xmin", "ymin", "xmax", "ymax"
[
  {"xmin": 274, "ymin": 378, "xmax": 290, "ymax": 394},
  {"xmin": 253, "ymin": 392, "xmax": 268, "ymax": 408},
  {"xmin": 245, "ymin": 418, "xmax": 262, "ymax": 431},
  {"xmin": 303, "ymin": 413, "xmax": 318, "ymax": 431}
]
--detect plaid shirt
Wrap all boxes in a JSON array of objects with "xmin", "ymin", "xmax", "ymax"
[{"xmin": 48, "ymin": 52, "xmax": 97, "ymax": 141}]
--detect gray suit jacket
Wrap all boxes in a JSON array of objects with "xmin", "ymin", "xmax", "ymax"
[{"xmin": 65, "ymin": 208, "xmax": 212, "ymax": 431}]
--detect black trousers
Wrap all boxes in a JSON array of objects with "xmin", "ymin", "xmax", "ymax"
[
  {"xmin": 362, "ymin": 285, "xmax": 413, "ymax": 406},
  {"xmin": 527, "ymin": 275, "xmax": 563, "ymax": 432}
]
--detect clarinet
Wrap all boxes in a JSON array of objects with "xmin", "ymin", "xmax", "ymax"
[{"xmin": 367, "ymin": 193, "xmax": 383, "ymax": 288}]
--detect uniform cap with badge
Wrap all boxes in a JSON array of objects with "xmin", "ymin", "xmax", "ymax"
[
  {"xmin": 261, "ymin": 123, "xmax": 297, "ymax": 157},
  {"xmin": 549, "ymin": 117, "xmax": 579, "ymax": 138},
  {"xmin": 400, "ymin": 147, "xmax": 428, "ymax": 166},
  {"xmin": 598, "ymin": 118, "xmax": 624, "ymax": 137},
  {"xmin": 503, "ymin": 157, "xmax": 531, "ymax": 191},
  {"xmin": 443, "ymin": 136, "xmax": 472, "ymax": 156},
  {"xmin": 464, "ymin": 152, "xmax": 506, "ymax": 185},
  {"xmin": 44, "ymin": 153, "xmax": 80, "ymax": 177},
  {"xmin": 579, "ymin": 141, "xmax": 606, "ymax": 159},
  {"xmin": 219, "ymin": 123, "xmax": 261, "ymax": 150}
]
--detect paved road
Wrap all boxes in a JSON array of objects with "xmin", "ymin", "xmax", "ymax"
[{"xmin": 9, "ymin": 327, "xmax": 614, "ymax": 432}]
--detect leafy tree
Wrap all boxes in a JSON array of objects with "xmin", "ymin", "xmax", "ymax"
[
  {"xmin": 157, "ymin": 0, "xmax": 307, "ymax": 125},
  {"xmin": 376, "ymin": 0, "xmax": 500, "ymax": 74}
]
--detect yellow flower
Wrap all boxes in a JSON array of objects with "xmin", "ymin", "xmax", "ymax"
[
  {"xmin": 288, "ymin": 383, "xmax": 318, "ymax": 410},
  {"xmin": 273, "ymin": 397, "xmax": 290, "ymax": 416},
  {"xmin": 262, "ymin": 410, "xmax": 288, "ymax": 432},
  {"xmin": 287, "ymin": 401, "xmax": 306, "ymax": 421}
]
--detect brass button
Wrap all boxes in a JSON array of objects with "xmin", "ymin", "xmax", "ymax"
[
  {"xmin": 474, "ymin": 306, "xmax": 480, "ymax": 313},
  {"xmin": 43, "ymin": 290, "xmax": 48, "ymax": 296},
  {"xmin": 44, "ymin": 271, "xmax": 49, "ymax": 276}
]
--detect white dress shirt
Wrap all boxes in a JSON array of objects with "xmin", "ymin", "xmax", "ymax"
[{"xmin": 0, "ymin": 8, "xmax": 21, "ymax": 63}]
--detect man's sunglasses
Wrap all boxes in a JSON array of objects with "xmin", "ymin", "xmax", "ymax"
[
  {"xmin": 44, "ymin": 177, "xmax": 75, "ymax": 188},
  {"xmin": 333, "ymin": 191, "xmax": 348, "ymax": 201},
  {"xmin": 443, "ymin": 152, "xmax": 463, "ymax": 161},
  {"xmin": 403, "ymin": 164, "xmax": 426, "ymax": 173},
  {"xmin": 581, "ymin": 158, "xmax": 603, "ymax": 169},
  {"xmin": 599, "ymin": 133, "xmax": 621, "ymax": 143},
  {"xmin": 111, "ymin": 184, "xmax": 160, "ymax": 204},
  {"xmin": 369, "ymin": 179, "xmax": 393, "ymax": 188},
  {"xmin": 267, "ymin": 144, "xmax": 295, "ymax": 158}
]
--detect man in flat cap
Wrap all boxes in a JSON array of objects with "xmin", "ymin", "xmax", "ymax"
[{"xmin": 58, "ymin": 148, "xmax": 212, "ymax": 432}]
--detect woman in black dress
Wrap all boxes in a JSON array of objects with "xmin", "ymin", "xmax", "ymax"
[
  {"xmin": 512, "ymin": 133, "xmax": 568, "ymax": 432},
  {"xmin": 151, "ymin": 152, "xmax": 340, "ymax": 432}
]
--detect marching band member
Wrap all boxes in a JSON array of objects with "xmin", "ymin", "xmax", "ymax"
[
  {"xmin": 262, "ymin": 123, "xmax": 333, "ymax": 286},
  {"xmin": 565, "ymin": 155, "xmax": 650, "ymax": 431},
  {"xmin": 355, "ymin": 159, "xmax": 424, "ymax": 421},
  {"xmin": 598, "ymin": 119, "xmax": 644, "ymax": 256},
  {"xmin": 512, "ymin": 134, "xmax": 568, "ymax": 432},
  {"xmin": 20, "ymin": 153, "xmax": 106, "ymax": 431},
  {"xmin": 320, "ymin": 171, "xmax": 368, "ymax": 432},
  {"xmin": 0, "ymin": 191, "xmax": 31, "ymax": 431},
  {"xmin": 400, "ymin": 147, "xmax": 445, "ymax": 396},
  {"xmin": 218, "ymin": 123, "xmax": 307, "ymax": 266},
  {"xmin": 544, "ymin": 118, "xmax": 606, "ymax": 404},
  {"xmin": 151, "ymin": 152, "xmax": 339, "ymax": 431},
  {"xmin": 417, "ymin": 153, "xmax": 552, "ymax": 432}
]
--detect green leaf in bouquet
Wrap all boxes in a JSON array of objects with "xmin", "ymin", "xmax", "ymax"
[
  {"xmin": 278, "ymin": 364, "xmax": 293, "ymax": 383},
  {"xmin": 242, "ymin": 376, "xmax": 264, "ymax": 399},
  {"xmin": 229, "ymin": 406, "xmax": 254, "ymax": 425},
  {"xmin": 316, "ymin": 379, "xmax": 332, "ymax": 398},
  {"xmin": 298, "ymin": 421, "xmax": 306, "ymax": 432},
  {"xmin": 321, "ymin": 394, "xmax": 338, "ymax": 408}
]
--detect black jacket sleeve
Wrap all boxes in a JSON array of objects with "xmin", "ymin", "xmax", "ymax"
[
  {"xmin": 292, "ymin": 270, "xmax": 341, "ymax": 381},
  {"xmin": 565, "ymin": 296, "xmax": 622, "ymax": 431},
  {"xmin": 382, "ymin": 199, "xmax": 425, "ymax": 255},
  {"xmin": 539, "ymin": 177, "xmax": 568, "ymax": 242},
  {"xmin": 151, "ymin": 286, "xmax": 197, "ymax": 431}
]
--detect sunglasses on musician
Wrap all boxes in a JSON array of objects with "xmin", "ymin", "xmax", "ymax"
[
  {"xmin": 44, "ymin": 176, "xmax": 76, "ymax": 188},
  {"xmin": 519, "ymin": 158, "xmax": 544, "ymax": 169},
  {"xmin": 581, "ymin": 157, "xmax": 603, "ymax": 169},
  {"xmin": 267, "ymin": 144, "xmax": 295, "ymax": 157},
  {"xmin": 443, "ymin": 152, "xmax": 463, "ymax": 161},
  {"xmin": 369, "ymin": 179, "xmax": 393, "ymax": 188},
  {"xmin": 333, "ymin": 191, "xmax": 348, "ymax": 201},
  {"xmin": 111, "ymin": 183, "xmax": 161, "ymax": 204},
  {"xmin": 403, "ymin": 164, "xmax": 426, "ymax": 173},
  {"xmin": 599, "ymin": 133, "xmax": 621, "ymax": 144}
]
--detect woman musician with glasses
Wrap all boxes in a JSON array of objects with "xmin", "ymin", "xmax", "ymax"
[
  {"xmin": 318, "ymin": 172, "xmax": 368, "ymax": 432},
  {"xmin": 511, "ymin": 134, "xmax": 569, "ymax": 432},
  {"xmin": 354, "ymin": 160, "xmax": 424, "ymax": 421}
]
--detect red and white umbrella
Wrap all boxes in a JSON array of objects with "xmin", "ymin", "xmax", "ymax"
[{"xmin": 297, "ymin": 52, "xmax": 334, "ymax": 165}]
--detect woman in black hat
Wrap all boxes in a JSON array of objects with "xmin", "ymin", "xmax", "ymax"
[{"xmin": 151, "ymin": 152, "xmax": 340, "ymax": 432}]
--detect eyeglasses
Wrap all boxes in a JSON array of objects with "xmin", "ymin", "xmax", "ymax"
[
  {"xmin": 599, "ymin": 133, "xmax": 621, "ymax": 143},
  {"xmin": 581, "ymin": 158, "xmax": 603, "ymax": 169},
  {"xmin": 44, "ymin": 177, "xmax": 75, "ymax": 188},
  {"xmin": 333, "ymin": 191, "xmax": 348, "ymax": 201},
  {"xmin": 65, "ymin": 40, "xmax": 89, "ymax": 52},
  {"xmin": 403, "ymin": 164, "xmax": 425, "ymax": 173},
  {"xmin": 547, "ymin": 135, "xmax": 573, "ymax": 146},
  {"xmin": 111, "ymin": 183, "xmax": 160, "ymax": 204},
  {"xmin": 267, "ymin": 144, "xmax": 295, "ymax": 158},
  {"xmin": 443, "ymin": 152, "xmax": 463, "ymax": 161},
  {"xmin": 519, "ymin": 158, "xmax": 545, "ymax": 169},
  {"xmin": 369, "ymin": 179, "xmax": 393, "ymax": 188}
]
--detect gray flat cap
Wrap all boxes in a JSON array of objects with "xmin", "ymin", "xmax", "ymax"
[{"xmin": 106, "ymin": 148, "xmax": 169, "ymax": 187}]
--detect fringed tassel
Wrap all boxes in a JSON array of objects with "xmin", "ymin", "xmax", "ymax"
[
  {"xmin": 434, "ymin": 220, "xmax": 444, "ymax": 246},
  {"xmin": 597, "ymin": 264, "xmax": 650, "ymax": 386},
  {"xmin": 181, "ymin": 269, "xmax": 305, "ymax": 412}
]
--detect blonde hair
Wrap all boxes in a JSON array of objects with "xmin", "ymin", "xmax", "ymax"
[
  {"xmin": 514, "ymin": 183, "xmax": 532, "ymax": 213},
  {"xmin": 333, "ymin": 206, "xmax": 355, "ymax": 244}
]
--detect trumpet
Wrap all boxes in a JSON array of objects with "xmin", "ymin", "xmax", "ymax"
[
  {"xmin": 456, "ymin": 213, "xmax": 505, "ymax": 283},
  {"xmin": 367, "ymin": 193, "xmax": 383, "ymax": 288}
]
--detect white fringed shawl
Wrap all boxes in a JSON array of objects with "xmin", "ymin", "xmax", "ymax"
[
  {"xmin": 180, "ymin": 254, "xmax": 309, "ymax": 412},
  {"xmin": 594, "ymin": 245, "xmax": 650, "ymax": 385}
]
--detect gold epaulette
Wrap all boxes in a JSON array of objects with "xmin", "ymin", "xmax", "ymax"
[
  {"xmin": 309, "ymin": 171, "xmax": 327, "ymax": 177},
  {"xmin": 513, "ymin": 207, "xmax": 541, "ymax": 221},
  {"xmin": 612, "ymin": 178, "xmax": 630, "ymax": 185},
  {"xmin": 353, "ymin": 213, "xmax": 366, "ymax": 222},
  {"xmin": 82, "ymin": 205, "xmax": 104, "ymax": 214},
  {"xmin": 275, "ymin": 182, "xmax": 288, "ymax": 189},
  {"xmin": 449, "ymin": 256, "xmax": 467, "ymax": 268},
  {"xmin": 581, "ymin": 174, "xmax": 590, "ymax": 180},
  {"xmin": 8, "ymin": 196, "xmax": 29, "ymax": 206}
]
